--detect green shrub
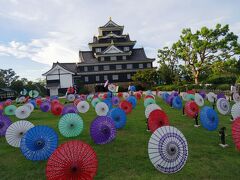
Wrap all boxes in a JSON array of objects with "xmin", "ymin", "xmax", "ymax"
[
  {"xmin": 215, "ymin": 84, "xmax": 230, "ymax": 91},
  {"xmin": 207, "ymin": 74, "xmax": 236, "ymax": 84}
]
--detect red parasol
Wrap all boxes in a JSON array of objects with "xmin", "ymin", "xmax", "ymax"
[
  {"xmin": 134, "ymin": 92, "xmax": 142, "ymax": 100},
  {"xmin": 148, "ymin": 109, "xmax": 169, "ymax": 133},
  {"xmin": 36, "ymin": 98, "xmax": 42, "ymax": 106},
  {"xmin": 184, "ymin": 101, "xmax": 199, "ymax": 118},
  {"xmin": 187, "ymin": 90, "xmax": 195, "ymax": 94},
  {"xmin": 117, "ymin": 92, "xmax": 123, "ymax": 98},
  {"xmin": 145, "ymin": 95, "xmax": 155, "ymax": 100},
  {"xmin": 51, "ymin": 103, "xmax": 64, "ymax": 116},
  {"xmin": 46, "ymin": 140, "xmax": 98, "ymax": 180},
  {"xmin": 119, "ymin": 100, "xmax": 132, "ymax": 114},
  {"xmin": 51, "ymin": 99, "xmax": 59, "ymax": 106},
  {"xmin": 232, "ymin": 117, "xmax": 240, "ymax": 151}
]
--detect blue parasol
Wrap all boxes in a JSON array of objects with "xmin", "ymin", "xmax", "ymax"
[
  {"xmin": 108, "ymin": 108, "xmax": 127, "ymax": 129},
  {"xmin": 127, "ymin": 96, "xmax": 137, "ymax": 109},
  {"xmin": 20, "ymin": 125, "xmax": 58, "ymax": 161},
  {"xmin": 200, "ymin": 106, "xmax": 219, "ymax": 131},
  {"xmin": 172, "ymin": 96, "xmax": 182, "ymax": 110}
]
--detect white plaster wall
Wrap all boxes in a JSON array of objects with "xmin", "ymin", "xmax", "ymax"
[
  {"xmin": 46, "ymin": 75, "xmax": 59, "ymax": 80},
  {"xmin": 60, "ymin": 74, "xmax": 73, "ymax": 88}
]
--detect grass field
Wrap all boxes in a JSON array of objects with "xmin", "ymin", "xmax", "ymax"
[{"xmin": 0, "ymin": 97, "xmax": 240, "ymax": 180}]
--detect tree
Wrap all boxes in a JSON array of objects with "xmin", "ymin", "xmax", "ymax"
[
  {"xmin": 132, "ymin": 69, "xmax": 158, "ymax": 87},
  {"xmin": 175, "ymin": 24, "xmax": 240, "ymax": 84},
  {"xmin": 0, "ymin": 69, "xmax": 19, "ymax": 87},
  {"xmin": 157, "ymin": 45, "xmax": 180, "ymax": 84}
]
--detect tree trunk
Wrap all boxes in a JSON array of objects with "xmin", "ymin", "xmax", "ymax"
[{"xmin": 194, "ymin": 71, "xmax": 199, "ymax": 85}]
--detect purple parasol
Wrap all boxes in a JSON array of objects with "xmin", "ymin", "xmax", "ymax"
[
  {"xmin": 62, "ymin": 105, "xmax": 78, "ymax": 115},
  {"xmin": 217, "ymin": 93, "xmax": 226, "ymax": 99},
  {"xmin": 199, "ymin": 91, "xmax": 206, "ymax": 99},
  {"xmin": 90, "ymin": 116, "xmax": 116, "ymax": 144},
  {"xmin": 112, "ymin": 96, "xmax": 120, "ymax": 106},
  {"xmin": 0, "ymin": 115, "xmax": 12, "ymax": 136},
  {"xmin": 40, "ymin": 101, "xmax": 51, "ymax": 112}
]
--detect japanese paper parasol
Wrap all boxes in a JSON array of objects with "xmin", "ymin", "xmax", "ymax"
[
  {"xmin": 108, "ymin": 83, "xmax": 116, "ymax": 92},
  {"xmin": 0, "ymin": 115, "xmax": 12, "ymax": 136},
  {"xmin": 231, "ymin": 102, "xmax": 240, "ymax": 120},
  {"xmin": 90, "ymin": 116, "xmax": 116, "ymax": 144},
  {"xmin": 95, "ymin": 102, "xmax": 109, "ymax": 116},
  {"xmin": 20, "ymin": 89, "xmax": 28, "ymax": 96},
  {"xmin": 112, "ymin": 96, "xmax": 120, "ymax": 106},
  {"xmin": 51, "ymin": 99, "xmax": 60, "ymax": 106},
  {"xmin": 233, "ymin": 93, "xmax": 240, "ymax": 103},
  {"xmin": 4, "ymin": 99, "xmax": 12, "ymax": 106},
  {"xmin": 119, "ymin": 100, "xmax": 132, "ymax": 114},
  {"xmin": 200, "ymin": 106, "xmax": 219, "ymax": 131},
  {"xmin": 73, "ymin": 98, "xmax": 81, "ymax": 107},
  {"xmin": 123, "ymin": 92, "xmax": 130, "ymax": 100},
  {"xmin": 184, "ymin": 101, "xmax": 199, "ymax": 118},
  {"xmin": 29, "ymin": 90, "xmax": 39, "ymax": 98},
  {"xmin": 104, "ymin": 80, "xmax": 109, "ymax": 87},
  {"xmin": 29, "ymin": 99, "xmax": 37, "ymax": 108},
  {"xmin": 199, "ymin": 91, "xmax": 206, "ymax": 99},
  {"xmin": 161, "ymin": 92, "xmax": 169, "ymax": 102},
  {"xmin": 207, "ymin": 92, "xmax": 216, "ymax": 103},
  {"xmin": 67, "ymin": 94, "xmax": 75, "ymax": 102},
  {"xmin": 217, "ymin": 93, "xmax": 226, "ymax": 99},
  {"xmin": 145, "ymin": 94, "xmax": 155, "ymax": 100},
  {"xmin": 172, "ymin": 96, "xmax": 182, "ymax": 110},
  {"xmin": 134, "ymin": 92, "xmax": 142, "ymax": 100},
  {"xmin": 24, "ymin": 102, "xmax": 34, "ymax": 112},
  {"xmin": 117, "ymin": 92, "xmax": 123, "ymax": 98},
  {"xmin": 232, "ymin": 117, "xmax": 240, "ymax": 150},
  {"xmin": 91, "ymin": 98, "xmax": 101, "ymax": 108},
  {"xmin": 103, "ymin": 99, "xmax": 112, "ymax": 110},
  {"xmin": 129, "ymin": 85, "xmax": 136, "ymax": 92},
  {"xmin": 187, "ymin": 89, "xmax": 195, "ymax": 94},
  {"xmin": 59, "ymin": 113, "xmax": 83, "ymax": 137},
  {"xmin": 186, "ymin": 94, "xmax": 195, "ymax": 101},
  {"xmin": 62, "ymin": 105, "xmax": 78, "ymax": 115},
  {"xmin": 80, "ymin": 94, "xmax": 87, "ymax": 101},
  {"xmin": 18, "ymin": 96, "xmax": 26, "ymax": 103},
  {"xmin": 46, "ymin": 140, "xmax": 98, "ymax": 180},
  {"xmin": 20, "ymin": 125, "xmax": 58, "ymax": 161},
  {"xmin": 15, "ymin": 106, "xmax": 31, "ymax": 119},
  {"xmin": 145, "ymin": 90, "xmax": 153, "ymax": 96},
  {"xmin": 36, "ymin": 98, "xmax": 42, "ymax": 106},
  {"xmin": 87, "ymin": 94, "xmax": 94, "ymax": 102},
  {"xmin": 51, "ymin": 103, "xmax": 64, "ymax": 116},
  {"xmin": 108, "ymin": 108, "xmax": 127, "ymax": 129},
  {"xmin": 194, "ymin": 93, "xmax": 204, "ymax": 107},
  {"xmin": 144, "ymin": 98, "xmax": 156, "ymax": 108},
  {"xmin": 145, "ymin": 104, "xmax": 161, "ymax": 119},
  {"xmin": 181, "ymin": 92, "xmax": 188, "ymax": 101},
  {"xmin": 40, "ymin": 101, "xmax": 51, "ymax": 112},
  {"xmin": 216, "ymin": 98, "xmax": 230, "ymax": 115},
  {"xmin": 6, "ymin": 120, "xmax": 34, "ymax": 148},
  {"xmin": 77, "ymin": 101, "xmax": 90, "ymax": 113},
  {"xmin": 148, "ymin": 126, "xmax": 188, "ymax": 174},
  {"xmin": 166, "ymin": 94, "xmax": 175, "ymax": 105},
  {"xmin": 127, "ymin": 96, "xmax": 137, "ymax": 109},
  {"xmin": 148, "ymin": 109, "xmax": 169, "ymax": 133},
  {"xmin": 50, "ymin": 95, "xmax": 59, "ymax": 100},
  {"xmin": 4, "ymin": 105, "xmax": 17, "ymax": 116}
]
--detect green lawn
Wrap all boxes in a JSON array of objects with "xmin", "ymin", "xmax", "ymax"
[{"xmin": 0, "ymin": 97, "xmax": 240, "ymax": 180}]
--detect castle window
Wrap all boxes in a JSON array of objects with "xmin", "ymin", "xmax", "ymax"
[
  {"xmin": 122, "ymin": 56, "xmax": 126, "ymax": 60},
  {"xmin": 103, "ymin": 65, "xmax": 110, "ymax": 70},
  {"xmin": 110, "ymin": 56, "xmax": 117, "ymax": 61},
  {"xmin": 127, "ymin": 74, "xmax": 131, "ymax": 79},
  {"xmin": 112, "ymin": 75, "xmax": 118, "ymax": 80},
  {"xmin": 94, "ymin": 66, "xmax": 98, "ymax": 71},
  {"xmin": 96, "ymin": 76, "xmax": 100, "ymax": 81},
  {"xmin": 104, "ymin": 75, "xmax": 108, "ymax": 80},
  {"xmin": 84, "ymin": 67, "xmax": 88, "ymax": 71},
  {"xmin": 84, "ymin": 76, "xmax": 89, "ymax": 82},
  {"xmin": 124, "ymin": 47, "xmax": 129, "ymax": 51},
  {"xmin": 127, "ymin": 64, "xmax": 132, "ymax": 69},
  {"xmin": 139, "ymin": 64, "xmax": 143, "ymax": 68},
  {"xmin": 116, "ymin": 65, "xmax": 122, "ymax": 70},
  {"xmin": 100, "ymin": 57, "xmax": 104, "ymax": 61},
  {"xmin": 147, "ymin": 63, "xmax": 151, "ymax": 68},
  {"xmin": 96, "ymin": 48, "xmax": 101, "ymax": 53}
]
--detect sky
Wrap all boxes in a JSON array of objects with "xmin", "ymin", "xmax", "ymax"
[{"xmin": 0, "ymin": 0, "xmax": 239, "ymax": 81}]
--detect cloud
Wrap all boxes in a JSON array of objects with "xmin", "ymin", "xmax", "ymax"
[{"xmin": 0, "ymin": 0, "xmax": 239, "ymax": 70}]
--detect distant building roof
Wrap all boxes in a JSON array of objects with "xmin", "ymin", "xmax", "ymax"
[
  {"xmin": 79, "ymin": 48, "xmax": 154, "ymax": 64},
  {"xmin": 0, "ymin": 88, "xmax": 15, "ymax": 92}
]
